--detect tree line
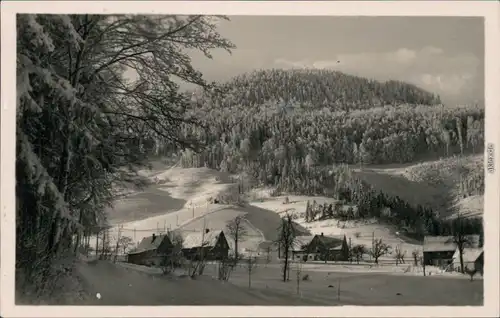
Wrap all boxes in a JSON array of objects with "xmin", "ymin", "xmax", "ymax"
[
  {"xmin": 178, "ymin": 103, "xmax": 484, "ymax": 172},
  {"xmin": 175, "ymin": 99, "xmax": 484, "ymax": 240},
  {"xmin": 301, "ymin": 187, "xmax": 483, "ymax": 242},
  {"xmin": 217, "ymin": 69, "xmax": 442, "ymax": 110}
]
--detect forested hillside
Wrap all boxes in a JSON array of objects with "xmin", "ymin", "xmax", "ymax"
[
  {"xmin": 175, "ymin": 70, "xmax": 484, "ymax": 240},
  {"xmin": 181, "ymin": 103, "xmax": 484, "ymax": 168},
  {"xmin": 216, "ymin": 69, "xmax": 442, "ymax": 110}
]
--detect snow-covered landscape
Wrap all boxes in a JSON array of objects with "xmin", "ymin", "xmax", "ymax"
[
  {"xmin": 9, "ymin": 7, "xmax": 490, "ymax": 311},
  {"xmin": 95, "ymin": 162, "xmax": 479, "ymax": 276}
]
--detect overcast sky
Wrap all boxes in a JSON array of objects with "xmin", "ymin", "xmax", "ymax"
[{"xmin": 187, "ymin": 16, "xmax": 484, "ymax": 106}]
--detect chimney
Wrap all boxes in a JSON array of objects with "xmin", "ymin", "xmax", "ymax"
[
  {"xmin": 205, "ymin": 228, "xmax": 210, "ymax": 234},
  {"xmin": 152, "ymin": 233, "xmax": 156, "ymax": 243}
]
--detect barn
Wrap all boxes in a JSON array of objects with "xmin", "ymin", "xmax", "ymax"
[
  {"xmin": 289, "ymin": 236, "xmax": 315, "ymax": 261},
  {"xmin": 127, "ymin": 233, "xmax": 174, "ymax": 267},
  {"xmin": 423, "ymin": 235, "xmax": 480, "ymax": 267},
  {"xmin": 308, "ymin": 233, "xmax": 350, "ymax": 262},
  {"xmin": 181, "ymin": 229, "xmax": 230, "ymax": 261},
  {"xmin": 452, "ymin": 247, "xmax": 484, "ymax": 274},
  {"xmin": 423, "ymin": 236, "xmax": 456, "ymax": 267},
  {"xmin": 290, "ymin": 233, "xmax": 349, "ymax": 262}
]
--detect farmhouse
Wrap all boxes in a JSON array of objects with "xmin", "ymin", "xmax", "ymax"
[
  {"xmin": 290, "ymin": 233, "xmax": 349, "ymax": 262},
  {"xmin": 423, "ymin": 235, "xmax": 480, "ymax": 267},
  {"xmin": 452, "ymin": 247, "xmax": 484, "ymax": 274},
  {"xmin": 423, "ymin": 236, "xmax": 456, "ymax": 267},
  {"xmin": 290, "ymin": 236, "xmax": 315, "ymax": 261},
  {"xmin": 309, "ymin": 233, "xmax": 350, "ymax": 262},
  {"xmin": 127, "ymin": 233, "xmax": 174, "ymax": 267},
  {"xmin": 182, "ymin": 229, "xmax": 230, "ymax": 261}
]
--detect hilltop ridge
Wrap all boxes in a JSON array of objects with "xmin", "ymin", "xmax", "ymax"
[{"xmin": 203, "ymin": 68, "xmax": 442, "ymax": 111}]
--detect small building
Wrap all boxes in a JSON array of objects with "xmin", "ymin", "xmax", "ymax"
[
  {"xmin": 423, "ymin": 236, "xmax": 456, "ymax": 267},
  {"xmin": 127, "ymin": 233, "xmax": 174, "ymax": 267},
  {"xmin": 308, "ymin": 233, "xmax": 350, "ymax": 262},
  {"xmin": 452, "ymin": 247, "xmax": 484, "ymax": 274},
  {"xmin": 290, "ymin": 236, "xmax": 315, "ymax": 261},
  {"xmin": 423, "ymin": 235, "xmax": 480, "ymax": 267},
  {"xmin": 181, "ymin": 229, "xmax": 230, "ymax": 261},
  {"xmin": 289, "ymin": 233, "xmax": 349, "ymax": 262}
]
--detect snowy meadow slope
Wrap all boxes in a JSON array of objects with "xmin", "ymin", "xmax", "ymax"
[
  {"xmin": 97, "ymin": 164, "xmax": 310, "ymax": 253},
  {"xmin": 352, "ymin": 154, "xmax": 484, "ymax": 219},
  {"xmin": 101, "ymin": 151, "xmax": 484, "ymax": 259}
]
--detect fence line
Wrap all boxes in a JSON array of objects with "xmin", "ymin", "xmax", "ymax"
[{"xmin": 103, "ymin": 227, "xmax": 420, "ymax": 241}]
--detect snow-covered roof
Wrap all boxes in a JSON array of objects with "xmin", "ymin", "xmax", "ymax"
[
  {"xmin": 423, "ymin": 235, "xmax": 480, "ymax": 253},
  {"xmin": 423, "ymin": 236, "xmax": 455, "ymax": 252},
  {"xmin": 292, "ymin": 236, "xmax": 315, "ymax": 251},
  {"xmin": 182, "ymin": 230, "xmax": 223, "ymax": 249},
  {"xmin": 328, "ymin": 244, "xmax": 344, "ymax": 251},
  {"xmin": 130, "ymin": 234, "xmax": 171, "ymax": 254},
  {"xmin": 453, "ymin": 247, "xmax": 483, "ymax": 263},
  {"xmin": 316, "ymin": 234, "xmax": 345, "ymax": 246},
  {"xmin": 292, "ymin": 234, "xmax": 345, "ymax": 252}
]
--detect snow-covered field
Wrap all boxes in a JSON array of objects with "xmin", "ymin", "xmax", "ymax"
[
  {"xmin": 98, "ymin": 165, "xmax": 311, "ymax": 254},
  {"xmin": 100, "ymin": 157, "xmax": 481, "ymax": 267},
  {"xmin": 100, "ymin": 163, "xmax": 424, "ymax": 258},
  {"xmin": 247, "ymin": 192, "xmax": 422, "ymax": 257},
  {"xmin": 93, "ymin": 165, "xmax": 240, "ymax": 248}
]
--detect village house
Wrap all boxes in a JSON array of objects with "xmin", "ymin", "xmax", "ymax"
[
  {"xmin": 289, "ymin": 233, "xmax": 349, "ymax": 262},
  {"xmin": 423, "ymin": 235, "xmax": 480, "ymax": 267},
  {"xmin": 422, "ymin": 236, "xmax": 456, "ymax": 267},
  {"xmin": 127, "ymin": 233, "xmax": 174, "ymax": 267},
  {"xmin": 452, "ymin": 247, "xmax": 484, "ymax": 274},
  {"xmin": 290, "ymin": 236, "xmax": 315, "ymax": 261},
  {"xmin": 181, "ymin": 229, "xmax": 230, "ymax": 261},
  {"xmin": 309, "ymin": 233, "xmax": 350, "ymax": 262}
]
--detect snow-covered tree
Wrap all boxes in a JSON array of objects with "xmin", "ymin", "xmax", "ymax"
[{"xmin": 16, "ymin": 14, "xmax": 234, "ymax": 295}]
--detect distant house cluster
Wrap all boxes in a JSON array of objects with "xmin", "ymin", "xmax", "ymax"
[
  {"xmin": 423, "ymin": 235, "xmax": 483, "ymax": 274},
  {"xmin": 127, "ymin": 229, "xmax": 230, "ymax": 267},
  {"xmin": 283, "ymin": 233, "xmax": 350, "ymax": 262}
]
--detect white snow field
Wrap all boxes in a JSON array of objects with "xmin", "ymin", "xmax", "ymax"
[
  {"xmin": 98, "ymin": 158, "xmax": 481, "ymax": 272},
  {"xmin": 93, "ymin": 165, "xmax": 239, "ymax": 247},
  {"xmin": 94, "ymin": 165, "xmax": 311, "ymax": 254},
  {"xmin": 247, "ymin": 191, "xmax": 422, "ymax": 258}
]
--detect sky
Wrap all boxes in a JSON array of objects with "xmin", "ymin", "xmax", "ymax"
[{"xmin": 187, "ymin": 16, "xmax": 484, "ymax": 106}]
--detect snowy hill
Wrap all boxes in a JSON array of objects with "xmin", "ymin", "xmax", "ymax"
[
  {"xmin": 97, "ymin": 165, "xmax": 308, "ymax": 254},
  {"xmin": 353, "ymin": 154, "xmax": 484, "ymax": 218}
]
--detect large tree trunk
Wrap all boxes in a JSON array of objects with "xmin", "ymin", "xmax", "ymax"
[
  {"xmin": 234, "ymin": 237, "xmax": 238, "ymax": 265},
  {"xmin": 74, "ymin": 212, "xmax": 84, "ymax": 255},
  {"xmin": 459, "ymin": 248, "xmax": 465, "ymax": 273},
  {"xmin": 95, "ymin": 230, "xmax": 100, "ymax": 258},
  {"xmin": 283, "ymin": 247, "xmax": 288, "ymax": 282}
]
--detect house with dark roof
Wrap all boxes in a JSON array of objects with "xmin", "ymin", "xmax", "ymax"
[
  {"xmin": 181, "ymin": 229, "xmax": 229, "ymax": 261},
  {"xmin": 423, "ymin": 235, "xmax": 480, "ymax": 267},
  {"xmin": 127, "ymin": 233, "xmax": 174, "ymax": 267},
  {"xmin": 289, "ymin": 233, "xmax": 349, "ymax": 262},
  {"xmin": 310, "ymin": 233, "xmax": 350, "ymax": 262}
]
